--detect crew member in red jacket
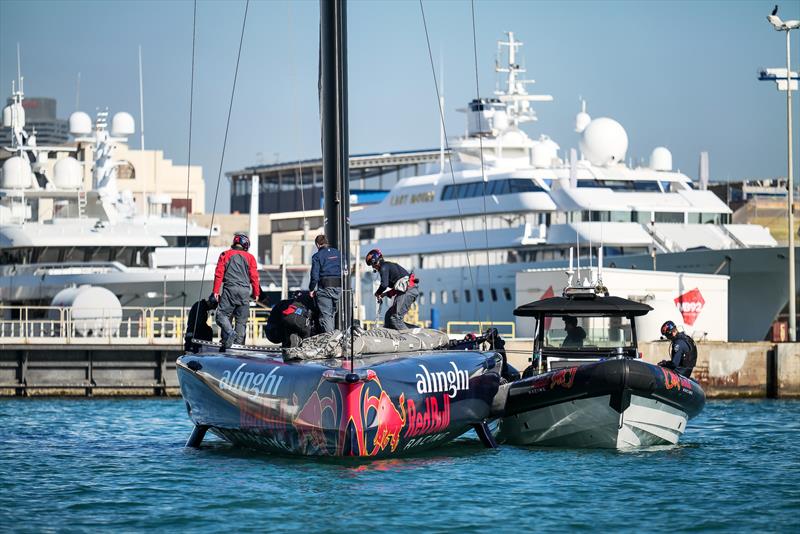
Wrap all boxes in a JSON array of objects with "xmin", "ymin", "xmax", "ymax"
[{"xmin": 213, "ymin": 233, "xmax": 260, "ymax": 350}]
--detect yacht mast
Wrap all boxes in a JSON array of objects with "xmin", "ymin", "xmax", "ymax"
[{"xmin": 320, "ymin": 0, "xmax": 351, "ymax": 332}]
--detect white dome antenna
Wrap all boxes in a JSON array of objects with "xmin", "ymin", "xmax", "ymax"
[
  {"xmin": 111, "ymin": 111, "xmax": 135, "ymax": 137},
  {"xmin": 579, "ymin": 117, "xmax": 628, "ymax": 167},
  {"xmin": 650, "ymin": 147, "xmax": 673, "ymax": 171},
  {"xmin": 69, "ymin": 111, "xmax": 92, "ymax": 135}
]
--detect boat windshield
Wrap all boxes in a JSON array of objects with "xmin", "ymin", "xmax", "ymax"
[{"xmin": 543, "ymin": 315, "xmax": 634, "ymax": 350}]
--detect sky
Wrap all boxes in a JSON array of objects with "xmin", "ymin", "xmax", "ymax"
[{"xmin": 1, "ymin": 0, "xmax": 798, "ymax": 213}]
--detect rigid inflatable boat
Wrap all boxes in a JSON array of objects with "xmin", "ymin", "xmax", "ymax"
[{"xmin": 494, "ymin": 288, "xmax": 705, "ymax": 448}]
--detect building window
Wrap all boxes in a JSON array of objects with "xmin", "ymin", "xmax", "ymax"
[
  {"xmin": 430, "ymin": 291, "xmax": 436, "ymax": 305},
  {"xmin": 441, "ymin": 291, "xmax": 447, "ymax": 304},
  {"xmin": 491, "ymin": 288, "xmax": 498, "ymax": 302},
  {"xmin": 452, "ymin": 290, "xmax": 460, "ymax": 303},
  {"xmin": 503, "ymin": 287, "xmax": 512, "ymax": 301},
  {"xmin": 477, "ymin": 289, "xmax": 484, "ymax": 302},
  {"xmin": 465, "ymin": 289, "xmax": 471, "ymax": 303}
]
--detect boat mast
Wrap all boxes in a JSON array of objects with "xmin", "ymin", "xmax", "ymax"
[{"xmin": 320, "ymin": 0, "xmax": 351, "ymax": 331}]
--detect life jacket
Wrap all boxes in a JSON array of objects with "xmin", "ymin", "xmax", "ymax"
[
  {"xmin": 385, "ymin": 273, "xmax": 418, "ymax": 298},
  {"xmin": 673, "ymin": 332, "xmax": 698, "ymax": 371}
]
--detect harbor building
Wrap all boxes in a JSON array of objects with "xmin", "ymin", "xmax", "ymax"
[{"xmin": 226, "ymin": 148, "xmax": 448, "ymax": 215}]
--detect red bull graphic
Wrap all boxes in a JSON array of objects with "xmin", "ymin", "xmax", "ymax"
[
  {"xmin": 405, "ymin": 395, "xmax": 451, "ymax": 438},
  {"xmin": 674, "ymin": 288, "xmax": 705, "ymax": 326},
  {"xmin": 550, "ymin": 366, "xmax": 578, "ymax": 389},
  {"xmin": 662, "ymin": 368, "xmax": 681, "ymax": 390},
  {"xmin": 291, "ymin": 373, "xmax": 408, "ymax": 457},
  {"xmin": 294, "ymin": 390, "xmax": 339, "ymax": 454},
  {"xmin": 365, "ymin": 391, "xmax": 407, "ymax": 454}
]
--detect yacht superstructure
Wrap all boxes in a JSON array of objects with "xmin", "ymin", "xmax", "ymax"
[
  {"xmin": 351, "ymin": 32, "xmax": 782, "ymax": 341},
  {"xmin": 0, "ymin": 75, "xmax": 224, "ymax": 307}
]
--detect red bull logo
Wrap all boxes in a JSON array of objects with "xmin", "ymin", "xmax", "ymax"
[
  {"xmin": 365, "ymin": 391, "xmax": 407, "ymax": 454},
  {"xmin": 674, "ymin": 288, "xmax": 705, "ymax": 326},
  {"xmin": 550, "ymin": 366, "xmax": 578, "ymax": 389},
  {"xmin": 294, "ymin": 391, "xmax": 338, "ymax": 454},
  {"xmin": 405, "ymin": 395, "xmax": 451, "ymax": 438},
  {"xmin": 662, "ymin": 368, "xmax": 681, "ymax": 390}
]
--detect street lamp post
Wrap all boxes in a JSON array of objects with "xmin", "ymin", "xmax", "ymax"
[{"xmin": 766, "ymin": 6, "xmax": 800, "ymax": 341}]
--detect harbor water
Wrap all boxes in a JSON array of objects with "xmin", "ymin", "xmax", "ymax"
[{"xmin": 1, "ymin": 399, "xmax": 797, "ymax": 532}]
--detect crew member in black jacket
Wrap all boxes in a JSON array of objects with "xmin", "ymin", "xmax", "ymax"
[
  {"xmin": 658, "ymin": 320, "xmax": 698, "ymax": 378},
  {"xmin": 365, "ymin": 249, "xmax": 419, "ymax": 330}
]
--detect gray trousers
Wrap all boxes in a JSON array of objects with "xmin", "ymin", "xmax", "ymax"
[
  {"xmin": 316, "ymin": 287, "xmax": 341, "ymax": 333},
  {"xmin": 384, "ymin": 286, "xmax": 419, "ymax": 330},
  {"xmin": 216, "ymin": 286, "xmax": 250, "ymax": 345}
]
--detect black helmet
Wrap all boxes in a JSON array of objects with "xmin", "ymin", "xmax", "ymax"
[
  {"xmin": 365, "ymin": 249, "xmax": 383, "ymax": 268},
  {"xmin": 660, "ymin": 320, "xmax": 677, "ymax": 339},
  {"xmin": 232, "ymin": 233, "xmax": 250, "ymax": 251}
]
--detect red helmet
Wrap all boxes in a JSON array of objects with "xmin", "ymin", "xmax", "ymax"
[
  {"xmin": 232, "ymin": 233, "xmax": 250, "ymax": 251},
  {"xmin": 365, "ymin": 249, "xmax": 383, "ymax": 268}
]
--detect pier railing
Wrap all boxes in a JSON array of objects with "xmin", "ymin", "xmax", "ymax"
[
  {"xmin": 0, "ymin": 305, "xmax": 272, "ymax": 345},
  {"xmin": 0, "ymin": 305, "xmax": 517, "ymax": 345}
]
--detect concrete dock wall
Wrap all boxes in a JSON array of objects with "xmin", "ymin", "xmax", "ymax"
[
  {"xmin": 0, "ymin": 345, "xmax": 182, "ymax": 396},
  {"xmin": 504, "ymin": 339, "xmax": 800, "ymax": 398},
  {"xmin": 1, "ymin": 340, "xmax": 799, "ymax": 398}
]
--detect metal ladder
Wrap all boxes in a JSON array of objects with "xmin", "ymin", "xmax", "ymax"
[{"xmin": 77, "ymin": 190, "xmax": 87, "ymax": 218}]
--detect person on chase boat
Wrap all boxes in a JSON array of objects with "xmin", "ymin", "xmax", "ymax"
[
  {"xmin": 658, "ymin": 320, "xmax": 698, "ymax": 378},
  {"xmin": 212, "ymin": 233, "xmax": 260, "ymax": 351},
  {"xmin": 366, "ymin": 249, "xmax": 419, "ymax": 330}
]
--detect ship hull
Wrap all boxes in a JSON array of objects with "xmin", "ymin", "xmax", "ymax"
[
  {"xmin": 177, "ymin": 347, "xmax": 501, "ymax": 458},
  {"xmin": 495, "ymin": 358, "xmax": 705, "ymax": 449}
]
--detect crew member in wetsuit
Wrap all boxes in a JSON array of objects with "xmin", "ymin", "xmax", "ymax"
[
  {"xmin": 309, "ymin": 235, "xmax": 341, "ymax": 333},
  {"xmin": 561, "ymin": 316, "xmax": 587, "ymax": 348},
  {"xmin": 265, "ymin": 292, "xmax": 316, "ymax": 348},
  {"xmin": 658, "ymin": 320, "xmax": 698, "ymax": 378},
  {"xmin": 184, "ymin": 295, "xmax": 215, "ymax": 352},
  {"xmin": 213, "ymin": 233, "xmax": 260, "ymax": 350},
  {"xmin": 365, "ymin": 249, "xmax": 419, "ymax": 330}
]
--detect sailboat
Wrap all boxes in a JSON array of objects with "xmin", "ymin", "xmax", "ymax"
[{"xmin": 176, "ymin": 0, "xmax": 502, "ymax": 458}]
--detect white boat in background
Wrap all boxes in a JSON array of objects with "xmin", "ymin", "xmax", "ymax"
[
  {"xmin": 0, "ymin": 75, "xmax": 225, "ymax": 308},
  {"xmin": 351, "ymin": 32, "xmax": 788, "ymax": 341}
]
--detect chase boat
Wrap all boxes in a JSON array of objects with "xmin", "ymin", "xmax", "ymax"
[{"xmin": 494, "ymin": 282, "xmax": 705, "ymax": 449}]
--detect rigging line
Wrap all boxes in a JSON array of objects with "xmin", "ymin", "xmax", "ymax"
[
  {"xmin": 418, "ymin": 0, "xmax": 478, "ymax": 319},
  {"xmin": 287, "ymin": 1, "xmax": 307, "ymax": 229},
  {"xmin": 182, "ymin": 0, "xmax": 198, "ymax": 312},
  {"xmin": 469, "ymin": 0, "xmax": 494, "ymax": 325},
  {"xmin": 192, "ymin": 0, "xmax": 250, "ymax": 336}
]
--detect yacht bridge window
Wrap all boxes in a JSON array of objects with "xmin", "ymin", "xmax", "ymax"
[
  {"xmin": 577, "ymin": 179, "xmax": 662, "ymax": 192},
  {"xmin": 441, "ymin": 178, "xmax": 545, "ymax": 201}
]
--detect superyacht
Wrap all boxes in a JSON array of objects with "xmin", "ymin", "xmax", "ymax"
[
  {"xmin": 351, "ymin": 32, "xmax": 789, "ymax": 341},
  {"xmin": 0, "ymin": 75, "xmax": 224, "ymax": 308}
]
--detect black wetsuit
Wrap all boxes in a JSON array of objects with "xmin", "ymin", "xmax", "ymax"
[
  {"xmin": 660, "ymin": 332, "xmax": 698, "ymax": 378},
  {"xmin": 184, "ymin": 299, "xmax": 214, "ymax": 352},
  {"xmin": 562, "ymin": 326, "xmax": 587, "ymax": 348}
]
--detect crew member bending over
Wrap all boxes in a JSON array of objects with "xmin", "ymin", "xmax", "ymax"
[
  {"xmin": 309, "ymin": 234, "xmax": 342, "ymax": 333},
  {"xmin": 658, "ymin": 320, "xmax": 698, "ymax": 378},
  {"xmin": 213, "ymin": 233, "xmax": 260, "ymax": 350},
  {"xmin": 365, "ymin": 249, "xmax": 419, "ymax": 330}
]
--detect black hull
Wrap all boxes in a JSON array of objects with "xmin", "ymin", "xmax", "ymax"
[
  {"xmin": 496, "ymin": 358, "xmax": 706, "ymax": 448},
  {"xmin": 177, "ymin": 347, "xmax": 501, "ymax": 458}
]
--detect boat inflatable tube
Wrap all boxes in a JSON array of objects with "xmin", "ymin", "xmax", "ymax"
[{"xmin": 284, "ymin": 327, "xmax": 450, "ymax": 360}]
